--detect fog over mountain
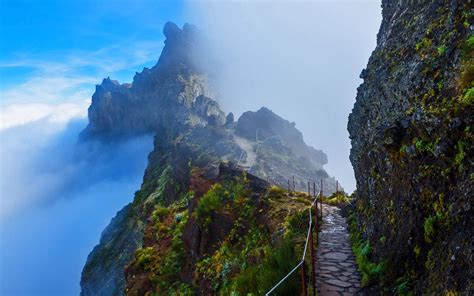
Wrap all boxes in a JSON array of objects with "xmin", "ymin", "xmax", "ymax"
[{"xmin": 186, "ymin": 0, "xmax": 382, "ymax": 192}]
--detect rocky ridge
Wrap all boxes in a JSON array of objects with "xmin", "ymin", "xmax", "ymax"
[{"xmin": 80, "ymin": 22, "xmax": 339, "ymax": 295}]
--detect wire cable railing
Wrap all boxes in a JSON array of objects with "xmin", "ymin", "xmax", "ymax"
[
  {"xmin": 234, "ymin": 128, "xmax": 326, "ymax": 295},
  {"xmin": 265, "ymin": 183, "xmax": 323, "ymax": 296}
]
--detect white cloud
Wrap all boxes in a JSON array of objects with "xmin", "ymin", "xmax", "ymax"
[
  {"xmin": 0, "ymin": 37, "xmax": 165, "ymax": 218},
  {"xmin": 1, "ymin": 75, "xmax": 95, "ymax": 104},
  {"xmin": 65, "ymin": 40, "xmax": 164, "ymax": 73},
  {"xmin": 0, "ymin": 101, "xmax": 89, "ymax": 131}
]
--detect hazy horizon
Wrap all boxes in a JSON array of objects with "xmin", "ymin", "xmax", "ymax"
[{"xmin": 186, "ymin": 1, "xmax": 382, "ymax": 192}]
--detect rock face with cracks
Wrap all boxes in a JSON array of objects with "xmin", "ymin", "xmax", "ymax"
[{"xmin": 348, "ymin": 1, "xmax": 473, "ymax": 294}]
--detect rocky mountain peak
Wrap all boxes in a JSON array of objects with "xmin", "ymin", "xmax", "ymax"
[
  {"xmin": 81, "ymin": 22, "xmax": 221, "ymax": 138},
  {"xmin": 236, "ymin": 107, "xmax": 328, "ymax": 168},
  {"xmin": 163, "ymin": 21, "xmax": 181, "ymax": 39},
  {"xmin": 163, "ymin": 21, "xmax": 198, "ymax": 40},
  {"xmin": 158, "ymin": 21, "xmax": 200, "ymax": 71}
]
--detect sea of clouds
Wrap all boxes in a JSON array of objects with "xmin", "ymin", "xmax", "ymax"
[
  {"xmin": 0, "ymin": 30, "xmax": 163, "ymax": 294},
  {"xmin": 0, "ymin": 106, "xmax": 153, "ymax": 295}
]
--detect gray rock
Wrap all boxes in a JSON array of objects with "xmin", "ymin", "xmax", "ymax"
[{"xmin": 225, "ymin": 112, "xmax": 234, "ymax": 127}]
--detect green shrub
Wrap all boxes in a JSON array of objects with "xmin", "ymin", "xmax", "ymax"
[
  {"xmin": 413, "ymin": 138, "xmax": 433, "ymax": 153},
  {"xmin": 195, "ymin": 177, "xmax": 249, "ymax": 226},
  {"xmin": 348, "ymin": 212, "xmax": 386, "ymax": 287},
  {"xmin": 160, "ymin": 212, "xmax": 188, "ymax": 279},
  {"xmin": 267, "ymin": 185, "xmax": 286, "ymax": 200},
  {"xmin": 294, "ymin": 196, "xmax": 312, "ymax": 206},
  {"xmin": 232, "ymin": 238, "xmax": 300, "ymax": 295},
  {"xmin": 413, "ymin": 245, "xmax": 421, "ymax": 258},
  {"xmin": 151, "ymin": 211, "xmax": 189, "ymax": 291},
  {"xmin": 423, "ymin": 214, "xmax": 441, "ymax": 243},
  {"xmin": 322, "ymin": 191, "xmax": 351, "ymax": 205},
  {"xmin": 454, "ymin": 140, "xmax": 468, "ymax": 170},
  {"xmin": 425, "ymin": 250, "xmax": 435, "ymax": 270},
  {"xmin": 415, "ymin": 37, "xmax": 432, "ymax": 52},
  {"xmin": 196, "ymin": 184, "xmax": 224, "ymax": 227},
  {"xmin": 169, "ymin": 283, "xmax": 195, "ymax": 296},
  {"xmin": 459, "ymin": 36, "xmax": 474, "ymax": 93},
  {"xmin": 466, "ymin": 35, "xmax": 474, "ymax": 51},
  {"xmin": 399, "ymin": 145, "xmax": 409, "ymax": 154},
  {"xmin": 462, "ymin": 87, "xmax": 474, "ymax": 104},
  {"xmin": 395, "ymin": 277, "xmax": 412, "ymax": 296},
  {"xmin": 286, "ymin": 210, "xmax": 307, "ymax": 236},
  {"xmin": 134, "ymin": 247, "xmax": 156, "ymax": 271},
  {"xmin": 152, "ymin": 206, "xmax": 171, "ymax": 221},
  {"xmin": 437, "ymin": 44, "xmax": 447, "ymax": 56}
]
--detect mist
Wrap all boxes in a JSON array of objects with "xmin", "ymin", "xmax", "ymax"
[
  {"xmin": 186, "ymin": 0, "xmax": 382, "ymax": 192},
  {"xmin": 0, "ymin": 117, "xmax": 153, "ymax": 295}
]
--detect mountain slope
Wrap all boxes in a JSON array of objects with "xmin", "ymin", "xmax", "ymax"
[{"xmin": 80, "ymin": 22, "xmax": 338, "ymax": 295}]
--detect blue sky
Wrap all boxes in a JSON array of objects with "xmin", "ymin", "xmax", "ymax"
[
  {"xmin": 0, "ymin": 0, "xmax": 185, "ymax": 108},
  {"xmin": 1, "ymin": 0, "xmax": 185, "ymax": 59}
]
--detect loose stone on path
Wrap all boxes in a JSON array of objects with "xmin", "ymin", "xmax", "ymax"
[{"xmin": 316, "ymin": 204, "xmax": 362, "ymax": 296}]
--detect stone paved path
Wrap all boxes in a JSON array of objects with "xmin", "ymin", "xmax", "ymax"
[{"xmin": 316, "ymin": 204, "xmax": 361, "ymax": 296}]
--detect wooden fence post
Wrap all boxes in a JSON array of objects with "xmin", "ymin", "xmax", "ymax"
[
  {"xmin": 301, "ymin": 262, "xmax": 307, "ymax": 296},
  {"xmin": 314, "ymin": 204, "xmax": 318, "ymax": 242},
  {"xmin": 320, "ymin": 180, "xmax": 323, "ymax": 220},
  {"xmin": 309, "ymin": 225, "xmax": 316, "ymax": 296},
  {"xmin": 320, "ymin": 179, "xmax": 323, "ymax": 196}
]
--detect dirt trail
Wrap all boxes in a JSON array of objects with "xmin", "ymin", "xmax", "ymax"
[{"xmin": 233, "ymin": 134, "xmax": 257, "ymax": 169}]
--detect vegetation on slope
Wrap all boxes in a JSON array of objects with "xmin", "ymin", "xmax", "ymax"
[{"xmin": 124, "ymin": 164, "xmax": 316, "ymax": 295}]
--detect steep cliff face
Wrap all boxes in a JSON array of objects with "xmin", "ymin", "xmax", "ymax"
[
  {"xmin": 80, "ymin": 22, "xmax": 337, "ymax": 295},
  {"xmin": 80, "ymin": 125, "xmax": 235, "ymax": 296},
  {"xmin": 348, "ymin": 1, "xmax": 473, "ymax": 294}
]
